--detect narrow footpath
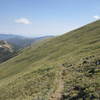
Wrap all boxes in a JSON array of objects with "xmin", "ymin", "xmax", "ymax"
[{"xmin": 49, "ymin": 66, "xmax": 65, "ymax": 100}]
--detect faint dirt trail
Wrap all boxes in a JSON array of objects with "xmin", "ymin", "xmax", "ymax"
[{"xmin": 49, "ymin": 66, "xmax": 65, "ymax": 100}]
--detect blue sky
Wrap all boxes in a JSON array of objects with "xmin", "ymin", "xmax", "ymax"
[{"xmin": 0, "ymin": 0, "xmax": 100, "ymax": 37}]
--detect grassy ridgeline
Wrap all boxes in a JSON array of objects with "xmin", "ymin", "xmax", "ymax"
[{"xmin": 0, "ymin": 20, "xmax": 100, "ymax": 100}]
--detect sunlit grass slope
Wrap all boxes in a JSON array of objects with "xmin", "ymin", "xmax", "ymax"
[{"xmin": 0, "ymin": 20, "xmax": 100, "ymax": 100}]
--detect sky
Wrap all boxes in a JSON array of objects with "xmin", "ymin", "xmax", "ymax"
[{"xmin": 0, "ymin": 0, "xmax": 100, "ymax": 37}]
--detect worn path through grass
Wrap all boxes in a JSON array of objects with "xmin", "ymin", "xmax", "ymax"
[{"xmin": 49, "ymin": 66, "xmax": 65, "ymax": 100}]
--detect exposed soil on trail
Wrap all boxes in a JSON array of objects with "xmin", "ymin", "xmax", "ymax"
[{"xmin": 49, "ymin": 66, "xmax": 65, "ymax": 100}]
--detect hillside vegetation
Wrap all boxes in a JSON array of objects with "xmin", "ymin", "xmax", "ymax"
[{"xmin": 0, "ymin": 20, "xmax": 100, "ymax": 100}]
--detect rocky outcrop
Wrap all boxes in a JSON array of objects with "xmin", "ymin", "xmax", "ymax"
[{"xmin": 0, "ymin": 40, "xmax": 14, "ymax": 63}]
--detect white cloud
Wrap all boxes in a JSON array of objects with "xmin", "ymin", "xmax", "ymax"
[
  {"xmin": 15, "ymin": 18, "xmax": 32, "ymax": 24},
  {"xmin": 93, "ymin": 15, "xmax": 100, "ymax": 20}
]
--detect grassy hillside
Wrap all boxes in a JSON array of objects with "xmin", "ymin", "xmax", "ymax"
[{"xmin": 0, "ymin": 20, "xmax": 100, "ymax": 100}]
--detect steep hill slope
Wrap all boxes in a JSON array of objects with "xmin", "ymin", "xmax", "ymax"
[{"xmin": 0, "ymin": 20, "xmax": 100, "ymax": 100}]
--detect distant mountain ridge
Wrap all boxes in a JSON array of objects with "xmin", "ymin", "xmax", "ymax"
[
  {"xmin": 0, "ymin": 34, "xmax": 24, "ymax": 39},
  {"xmin": 0, "ymin": 34, "xmax": 54, "ymax": 50}
]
